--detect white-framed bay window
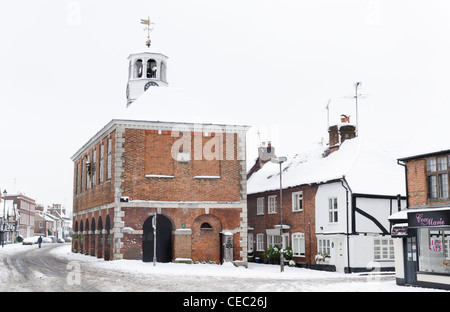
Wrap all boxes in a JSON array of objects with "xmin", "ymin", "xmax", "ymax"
[
  {"xmin": 318, "ymin": 238, "xmax": 331, "ymax": 256},
  {"xmin": 266, "ymin": 229, "xmax": 289, "ymax": 249}
]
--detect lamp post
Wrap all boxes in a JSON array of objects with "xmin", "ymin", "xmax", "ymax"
[
  {"xmin": 2, "ymin": 190, "xmax": 7, "ymax": 247},
  {"xmin": 271, "ymin": 156, "xmax": 287, "ymax": 272}
]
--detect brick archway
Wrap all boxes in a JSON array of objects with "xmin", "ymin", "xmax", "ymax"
[
  {"xmin": 192, "ymin": 214, "xmax": 222, "ymax": 264},
  {"xmin": 142, "ymin": 214, "xmax": 173, "ymax": 263}
]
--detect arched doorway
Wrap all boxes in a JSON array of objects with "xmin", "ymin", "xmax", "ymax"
[{"xmin": 142, "ymin": 214, "xmax": 172, "ymax": 263}]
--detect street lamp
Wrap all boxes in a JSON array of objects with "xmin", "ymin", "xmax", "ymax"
[
  {"xmin": 2, "ymin": 189, "xmax": 7, "ymax": 248},
  {"xmin": 271, "ymin": 156, "xmax": 287, "ymax": 272}
]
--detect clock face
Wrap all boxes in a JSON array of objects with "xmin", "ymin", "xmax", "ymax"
[{"xmin": 144, "ymin": 81, "xmax": 159, "ymax": 91}]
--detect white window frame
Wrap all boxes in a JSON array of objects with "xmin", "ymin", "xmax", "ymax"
[
  {"xmin": 256, "ymin": 233, "xmax": 265, "ymax": 251},
  {"xmin": 292, "ymin": 191, "xmax": 303, "ymax": 212},
  {"xmin": 257, "ymin": 197, "xmax": 264, "ymax": 215},
  {"xmin": 374, "ymin": 238, "xmax": 394, "ymax": 261},
  {"xmin": 292, "ymin": 232, "xmax": 305, "ymax": 257},
  {"xmin": 318, "ymin": 238, "xmax": 331, "ymax": 256},
  {"xmin": 328, "ymin": 197, "xmax": 338, "ymax": 223},
  {"xmin": 268, "ymin": 195, "xmax": 277, "ymax": 214}
]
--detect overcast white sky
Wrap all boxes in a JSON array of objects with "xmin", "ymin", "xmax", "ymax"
[{"xmin": 1, "ymin": 0, "xmax": 450, "ymax": 211}]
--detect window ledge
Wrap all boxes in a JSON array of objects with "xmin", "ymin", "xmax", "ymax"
[
  {"xmin": 193, "ymin": 176, "xmax": 221, "ymax": 179},
  {"xmin": 144, "ymin": 174, "xmax": 174, "ymax": 178}
]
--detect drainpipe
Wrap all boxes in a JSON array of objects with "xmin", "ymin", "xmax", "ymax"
[
  {"xmin": 396, "ymin": 160, "xmax": 409, "ymax": 208},
  {"xmin": 340, "ymin": 177, "xmax": 351, "ymax": 273}
]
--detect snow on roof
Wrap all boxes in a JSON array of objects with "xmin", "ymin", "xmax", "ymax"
[
  {"xmin": 123, "ymin": 86, "xmax": 250, "ymax": 127},
  {"xmin": 247, "ymin": 137, "xmax": 406, "ymax": 196},
  {"xmin": 397, "ymin": 131, "xmax": 450, "ymax": 160}
]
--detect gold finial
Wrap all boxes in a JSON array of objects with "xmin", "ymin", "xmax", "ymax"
[{"xmin": 140, "ymin": 17, "xmax": 154, "ymax": 48}]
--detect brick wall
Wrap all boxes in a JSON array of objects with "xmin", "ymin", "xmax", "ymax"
[
  {"xmin": 119, "ymin": 206, "xmax": 243, "ymax": 262},
  {"xmin": 122, "ymin": 129, "xmax": 241, "ymax": 202},
  {"xmin": 73, "ymin": 130, "xmax": 116, "ymax": 213},
  {"xmin": 405, "ymin": 157, "xmax": 450, "ymax": 207},
  {"xmin": 248, "ymin": 184, "xmax": 318, "ymax": 265}
]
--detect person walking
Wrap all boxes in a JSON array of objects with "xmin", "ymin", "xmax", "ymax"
[{"xmin": 38, "ymin": 236, "xmax": 43, "ymax": 248}]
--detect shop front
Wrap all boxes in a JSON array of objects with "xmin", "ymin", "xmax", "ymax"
[{"xmin": 394, "ymin": 208, "xmax": 450, "ymax": 290}]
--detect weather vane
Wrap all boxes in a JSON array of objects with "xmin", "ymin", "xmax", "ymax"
[{"xmin": 140, "ymin": 17, "xmax": 154, "ymax": 48}]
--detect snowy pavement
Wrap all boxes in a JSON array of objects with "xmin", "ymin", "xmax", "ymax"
[{"xmin": 0, "ymin": 243, "xmax": 446, "ymax": 292}]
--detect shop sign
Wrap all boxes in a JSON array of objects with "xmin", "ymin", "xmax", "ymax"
[
  {"xmin": 408, "ymin": 209, "xmax": 450, "ymax": 228},
  {"xmin": 391, "ymin": 225, "xmax": 408, "ymax": 237}
]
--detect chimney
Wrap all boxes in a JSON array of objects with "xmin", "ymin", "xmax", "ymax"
[
  {"xmin": 325, "ymin": 114, "xmax": 356, "ymax": 156},
  {"xmin": 247, "ymin": 141, "xmax": 277, "ymax": 179}
]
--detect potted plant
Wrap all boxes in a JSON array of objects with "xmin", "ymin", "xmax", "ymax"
[
  {"xmin": 247, "ymin": 250, "xmax": 254, "ymax": 262},
  {"xmin": 283, "ymin": 246, "xmax": 293, "ymax": 265},
  {"xmin": 315, "ymin": 252, "xmax": 330, "ymax": 264}
]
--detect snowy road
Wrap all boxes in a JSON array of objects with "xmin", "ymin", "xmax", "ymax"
[{"xmin": 0, "ymin": 243, "xmax": 446, "ymax": 292}]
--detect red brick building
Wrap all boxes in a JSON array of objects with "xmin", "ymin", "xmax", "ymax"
[
  {"xmin": 71, "ymin": 119, "xmax": 249, "ymax": 263},
  {"xmin": 391, "ymin": 147, "xmax": 450, "ymax": 290}
]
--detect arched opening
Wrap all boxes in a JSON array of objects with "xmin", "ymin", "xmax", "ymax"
[
  {"xmin": 91, "ymin": 218, "xmax": 96, "ymax": 256},
  {"xmin": 85, "ymin": 218, "xmax": 90, "ymax": 255},
  {"xmin": 142, "ymin": 214, "xmax": 172, "ymax": 263},
  {"xmin": 201, "ymin": 223, "xmax": 212, "ymax": 230},
  {"xmin": 73, "ymin": 221, "xmax": 79, "ymax": 253},
  {"xmin": 104, "ymin": 215, "xmax": 111, "ymax": 260},
  {"xmin": 97, "ymin": 216, "xmax": 103, "ymax": 259},
  {"xmin": 135, "ymin": 59, "xmax": 143, "ymax": 78},
  {"xmin": 147, "ymin": 59, "xmax": 157, "ymax": 78},
  {"xmin": 160, "ymin": 61, "xmax": 166, "ymax": 82},
  {"xmin": 79, "ymin": 220, "xmax": 84, "ymax": 253}
]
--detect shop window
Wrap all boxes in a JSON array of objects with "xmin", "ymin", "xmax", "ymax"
[
  {"xmin": 418, "ymin": 228, "xmax": 450, "ymax": 274},
  {"xmin": 426, "ymin": 156, "xmax": 450, "ymax": 200}
]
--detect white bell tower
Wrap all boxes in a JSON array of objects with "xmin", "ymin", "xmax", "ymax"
[{"xmin": 126, "ymin": 17, "xmax": 168, "ymax": 107}]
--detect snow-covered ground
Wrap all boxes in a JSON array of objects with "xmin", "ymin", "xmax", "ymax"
[{"xmin": 1, "ymin": 243, "xmax": 447, "ymax": 292}]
